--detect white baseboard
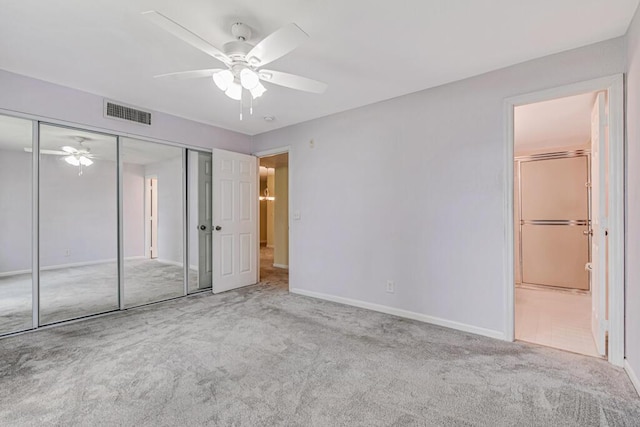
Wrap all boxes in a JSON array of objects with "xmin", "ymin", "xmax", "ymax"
[
  {"xmin": 0, "ymin": 256, "xmax": 147, "ymax": 278},
  {"xmin": 0, "ymin": 258, "xmax": 117, "ymax": 277},
  {"xmin": 0, "ymin": 268, "xmax": 31, "ymax": 277},
  {"xmin": 625, "ymin": 360, "xmax": 640, "ymax": 397},
  {"xmin": 156, "ymin": 259, "xmax": 184, "ymax": 268},
  {"xmin": 273, "ymin": 263, "xmax": 289, "ymax": 269},
  {"xmin": 289, "ymin": 288, "xmax": 505, "ymax": 341}
]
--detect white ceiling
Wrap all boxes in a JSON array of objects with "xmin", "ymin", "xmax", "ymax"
[
  {"xmin": 0, "ymin": 0, "xmax": 637, "ymax": 136},
  {"xmin": 515, "ymin": 92, "xmax": 596, "ymax": 151}
]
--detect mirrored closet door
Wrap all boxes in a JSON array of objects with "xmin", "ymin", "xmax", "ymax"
[
  {"xmin": 121, "ymin": 138, "xmax": 185, "ymax": 307},
  {"xmin": 38, "ymin": 124, "xmax": 119, "ymax": 325},
  {"xmin": 0, "ymin": 114, "xmax": 34, "ymax": 334}
]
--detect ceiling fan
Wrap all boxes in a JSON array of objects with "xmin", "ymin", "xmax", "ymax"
[
  {"xmin": 142, "ymin": 11, "xmax": 328, "ymax": 118},
  {"xmin": 25, "ymin": 137, "xmax": 95, "ymax": 175}
]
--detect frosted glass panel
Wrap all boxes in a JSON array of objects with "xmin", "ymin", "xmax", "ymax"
[
  {"xmin": 521, "ymin": 157, "xmax": 588, "ymax": 220},
  {"xmin": 521, "ymin": 225, "xmax": 589, "ymax": 290}
]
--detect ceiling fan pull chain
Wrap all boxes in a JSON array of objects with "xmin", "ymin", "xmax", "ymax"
[
  {"xmin": 250, "ymin": 96, "xmax": 253, "ymax": 115},
  {"xmin": 239, "ymin": 95, "xmax": 243, "ymax": 121}
]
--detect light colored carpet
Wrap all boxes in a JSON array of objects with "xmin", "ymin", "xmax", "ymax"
[
  {"xmin": 0, "ymin": 259, "xmax": 198, "ymax": 333},
  {"xmin": 0, "ymin": 262, "xmax": 638, "ymax": 425}
]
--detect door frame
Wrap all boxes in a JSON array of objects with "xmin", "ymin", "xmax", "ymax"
[
  {"xmin": 253, "ymin": 146, "xmax": 291, "ymax": 284},
  {"xmin": 503, "ymin": 74, "xmax": 624, "ymax": 366}
]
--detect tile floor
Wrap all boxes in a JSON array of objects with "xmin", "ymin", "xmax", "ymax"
[{"xmin": 515, "ymin": 286, "xmax": 601, "ymax": 358}]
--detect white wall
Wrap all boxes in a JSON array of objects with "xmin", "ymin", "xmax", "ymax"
[
  {"xmin": 0, "ymin": 150, "xmax": 31, "ymax": 272},
  {"xmin": 625, "ymin": 4, "xmax": 640, "ymax": 391},
  {"xmin": 0, "ymin": 149, "xmax": 146, "ymax": 273},
  {"xmin": 39, "ymin": 153, "xmax": 118, "ymax": 268},
  {"xmin": 145, "ymin": 156, "xmax": 183, "ymax": 265},
  {"xmin": 0, "ymin": 69, "xmax": 252, "ymax": 154},
  {"xmin": 252, "ymin": 37, "xmax": 626, "ymax": 337},
  {"xmin": 123, "ymin": 162, "xmax": 146, "ymax": 259}
]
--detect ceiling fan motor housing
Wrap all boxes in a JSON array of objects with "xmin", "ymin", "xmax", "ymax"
[{"xmin": 224, "ymin": 40, "xmax": 252, "ymax": 60}]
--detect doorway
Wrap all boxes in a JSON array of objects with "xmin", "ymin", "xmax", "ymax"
[
  {"xmin": 505, "ymin": 75, "xmax": 624, "ymax": 366},
  {"xmin": 145, "ymin": 177, "xmax": 158, "ymax": 259},
  {"xmin": 257, "ymin": 151, "xmax": 289, "ymax": 289}
]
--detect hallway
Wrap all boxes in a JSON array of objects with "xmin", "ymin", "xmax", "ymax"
[{"xmin": 259, "ymin": 245, "xmax": 288, "ymax": 289}]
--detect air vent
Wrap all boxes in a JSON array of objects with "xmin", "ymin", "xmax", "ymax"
[{"xmin": 104, "ymin": 100, "xmax": 152, "ymax": 125}]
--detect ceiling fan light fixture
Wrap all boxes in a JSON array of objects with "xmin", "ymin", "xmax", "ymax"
[
  {"xmin": 79, "ymin": 156, "xmax": 93, "ymax": 166},
  {"xmin": 250, "ymin": 82, "xmax": 267, "ymax": 99},
  {"xmin": 213, "ymin": 69, "xmax": 234, "ymax": 91},
  {"xmin": 225, "ymin": 81, "xmax": 243, "ymax": 100},
  {"xmin": 240, "ymin": 68, "xmax": 259, "ymax": 89},
  {"xmin": 64, "ymin": 155, "xmax": 80, "ymax": 166}
]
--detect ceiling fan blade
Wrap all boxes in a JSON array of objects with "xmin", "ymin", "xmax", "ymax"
[
  {"xmin": 61, "ymin": 146, "xmax": 76, "ymax": 154},
  {"xmin": 259, "ymin": 70, "xmax": 327, "ymax": 94},
  {"xmin": 142, "ymin": 11, "xmax": 231, "ymax": 65},
  {"xmin": 23, "ymin": 147, "xmax": 68, "ymax": 155},
  {"xmin": 154, "ymin": 69, "xmax": 224, "ymax": 81},
  {"xmin": 247, "ymin": 23, "xmax": 308, "ymax": 67}
]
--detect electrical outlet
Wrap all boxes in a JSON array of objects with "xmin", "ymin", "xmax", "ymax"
[{"xmin": 386, "ymin": 280, "xmax": 395, "ymax": 294}]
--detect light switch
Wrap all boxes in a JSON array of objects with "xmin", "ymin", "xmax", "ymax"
[{"xmin": 293, "ymin": 210, "xmax": 301, "ymax": 220}]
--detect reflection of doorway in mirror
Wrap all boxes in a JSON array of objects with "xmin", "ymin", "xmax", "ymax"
[
  {"xmin": 197, "ymin": 152, "xmax": 213, "ymax": 290},
  {"xmin": 145, "ymin": 177, "xmax": 158, "ymax": 259}
]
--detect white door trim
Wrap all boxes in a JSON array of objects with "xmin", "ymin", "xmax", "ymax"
[
  {"xmin": 253, "ymin": 146, "xmax": 292, "ymax": 284},
  {"xmin": 503, "ymin": 74, "xmax": 624, "ymax": 366}
]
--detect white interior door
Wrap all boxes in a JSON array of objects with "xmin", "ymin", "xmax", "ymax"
[
  {"xmin": 590, "ymin": 91, "xmax": 607, "ymax": 356},
  {"xmin": 212, "ymin": 149, "xmax": 257, "ymax": 293},
  {"xmin": 197, "ymin": 152, "xmax": 213, "ymax": 289}
]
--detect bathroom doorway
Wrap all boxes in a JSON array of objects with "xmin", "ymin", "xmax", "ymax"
[{"xmin": 513, "ymin": 91, "xmax": 606, "ymax": 358}]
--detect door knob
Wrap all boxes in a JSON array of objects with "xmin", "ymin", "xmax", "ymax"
[
  {"xmin": 215, "ymin": 226, "xmax": 222, "ymax": 231},
  {"xmin": 199, "ymin": 225, "xmax": 207, "ymax": 231}
]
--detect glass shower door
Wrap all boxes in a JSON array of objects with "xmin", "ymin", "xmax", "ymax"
[{"xmin": 519, "ymin": 155, "xmax": 590, "ymax": 290}]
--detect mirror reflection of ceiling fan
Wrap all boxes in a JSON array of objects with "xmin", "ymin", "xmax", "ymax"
[
  {"xmin": 25, "ymin": 136, "xmax": 96, "ymax": 175},
  {"xmin": 143, "ymin": 10, "xmax": 328, "ymax": 119}
]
